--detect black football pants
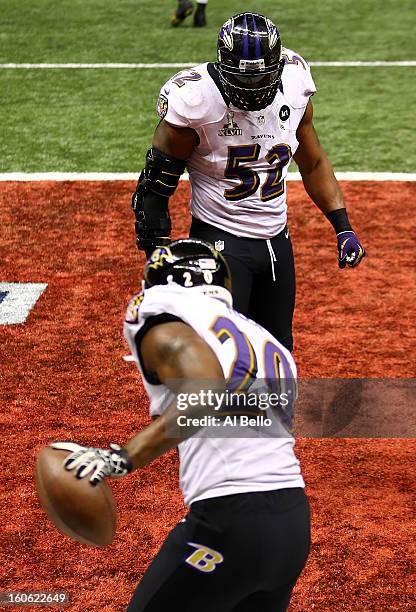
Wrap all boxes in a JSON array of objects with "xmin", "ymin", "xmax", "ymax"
[
  {"xmin": 189, "ymin": 217, "xmax": 296, "ymax": 351},
  {"xmin": 127, "ymin": 488, "xmax": 310, "ymax": 612}
]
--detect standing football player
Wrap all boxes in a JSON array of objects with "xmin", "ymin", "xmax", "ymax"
[
  {"xmin": 52, "ymin": 239, "xmax": 310, "ymax": 611},
  {"xmin": 132, "ymin": 12, "xmax": 366, "ymax": 352}
]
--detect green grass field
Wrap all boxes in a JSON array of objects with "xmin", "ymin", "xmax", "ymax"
[{"xmin": 1, "ymin": 0, "xmax": 415, "ymax": 172}]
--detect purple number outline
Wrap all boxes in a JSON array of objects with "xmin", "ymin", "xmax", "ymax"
[
  {"xmin": 171, "ymin": 70, "xmax": 202, "ymax": 88},
  {"xmin": 261, "ymin": 144, "xmax": 292, "ymax": 202},
  {"xmin": 224, "ymin": 144, "xmax": 261, "ymax": 201},
  {"xmin": 264, "ymin": 340, "xmax": 296, "ymax": 430},
  {"xmin": 224, "ymin": 143, "xmax": 291, "ymax": 203},
  {"xmin": 210, "ymin": 315, "xmax": 296, "ymax": 430},
  {"xmin": 210, "ymin": 316, "xmax": 258, "ymax": 391},
  {"xmin": 281, "ymin": 53, "xmax": 308, "ymax": 70}
]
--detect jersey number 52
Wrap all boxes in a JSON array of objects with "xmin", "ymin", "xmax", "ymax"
[{"xmin": 224, "ymin": 143, "xmax": 292, "ymax": 202}]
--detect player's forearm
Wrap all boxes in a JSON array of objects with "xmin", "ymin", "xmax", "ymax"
[
  {"xmin": 123, "ymin": 400, "xmax": 207, "ymax": 471},
  {"xmin": 125, "ymin": 324, "xmax": 227, "ymax": 470},
  {"xmin": 124, "ymin": 414, "xmax": 181, "ymax": 470},
  {"xmin": 299, "ymin": 153, "xmax": 365, "ymax": 263},
  {"xmin": 124, "ymin": 385, "xmax": 225, "ymax": 470},
  {"xmin": 300, "ymin": 154, "xmax": 345, "ymax": 215}
]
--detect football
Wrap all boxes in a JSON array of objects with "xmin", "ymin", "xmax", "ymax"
[{"xmin": 35, "ymin": 447, "xmax": 116, "ymax": 547}]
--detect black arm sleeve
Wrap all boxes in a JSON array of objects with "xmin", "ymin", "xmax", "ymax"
[
  {"xmin": 326, "ymin": 208, "xmax": 353, "ymax": 234},
  {"xmin": 132, "ymin": 148, "xmax": 186, "ymax": 256}
]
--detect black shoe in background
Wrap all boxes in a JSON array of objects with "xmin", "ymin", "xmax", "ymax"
[
  {"xmin": 193, "ymin": 3, "xmax": 207, "ymax": 27},
  {"xmin": 171, "ymin": 1, "xmax": 194, "ymax": 27}
]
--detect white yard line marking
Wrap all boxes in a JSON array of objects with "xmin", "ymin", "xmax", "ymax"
[
  {"xmin": 0, "ymin": 61, "xmax": 415, "ymax": 69},
  {"xmin": 0, "ymin": 282, "xmax": 48, "ymax": 325},
  {"xmin": 0, "ymin": 172, "xmax": 141, "ymax": 181},
  {"xmin": 310, "ymin": 61, "xmax": 416, "ymax": 67},
  {"xmin": 0, "ymin": 172, "xmax": 415, "ymax": 182},
  {"xmin": 0, "ymin": 63, "xmax": 197, "ymax": 69}
]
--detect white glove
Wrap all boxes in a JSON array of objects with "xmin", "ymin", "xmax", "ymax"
[{"xmin": 51, "ymin": 441, "xmax": 132, "ymax": 486}]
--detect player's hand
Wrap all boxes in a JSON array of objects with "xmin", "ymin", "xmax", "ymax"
[
  {"xmin": 50, "ymin": 442, "xmax": 132, "ymax": 486},
  {"xmin": 336, "ymin": 231, "xmax": 366, "ymax": 268}
]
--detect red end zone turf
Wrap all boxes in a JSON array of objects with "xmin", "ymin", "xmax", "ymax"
[{"xmin": 1, "ymin": 180, "xmax": 415, "ymax": 611}]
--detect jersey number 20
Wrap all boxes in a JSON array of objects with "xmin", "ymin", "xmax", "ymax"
[
  {"xmin": 210, "ymin": 316, "xmax": 294, "ymax": 392},
  {"xmin": 224, "ymin": 143, "xmax": 292, "ymax": 202},
  {"xmin": 210, "ymin": 316, "xmax": 296, "ymax": 430}
]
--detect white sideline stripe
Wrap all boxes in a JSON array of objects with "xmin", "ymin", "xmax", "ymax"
[
  {"xmin": 0, "ymin": 61, "xmax": 415, "ymax": 69},
  {"xmin": 312, "ymin": 61, "xmax": 416, "ymax": 67},
  {"xmin": 0, "ymin": 172, "xmax": 145, "ymax": 181},
  {"xmin": 1, "ymin": 172, "xmax": 416, "ymax": 182}
]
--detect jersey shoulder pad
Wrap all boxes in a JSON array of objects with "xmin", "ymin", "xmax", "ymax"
[
  {"xmin": 156, "ymin": 63, "xmax": 221, "ymax": 128},
  {"xmin": 138, "ymin": 285, "xmax": 183, "ymax": 322},
  {"xmin": 280, "ymin": 47, "xmax": 316, "ymax": 109},
  {"xmin": 139, "ymin": 284, "xmax": 210, "ymax": 326}
]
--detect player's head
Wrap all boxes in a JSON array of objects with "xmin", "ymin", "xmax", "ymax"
[
  {"xmin": 143, "ymin": 239, "xmax": 232, "ymax": 293},
  {"xmin": 216, "ymin": 13, "xmax": 284, "ymax": 112}
]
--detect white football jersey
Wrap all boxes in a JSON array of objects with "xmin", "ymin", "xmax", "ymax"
[
  {"xmin": 124, "ymin": 284, "xmax": 304, "ymax": 506},
  {"xmin": 156, "ymin": 49, "xmax": 316, "ymax": 238}
]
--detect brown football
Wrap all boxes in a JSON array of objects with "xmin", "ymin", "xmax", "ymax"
[{"xmin": 35, "ymin": 447, "xmax": 116, "ymax": 547}]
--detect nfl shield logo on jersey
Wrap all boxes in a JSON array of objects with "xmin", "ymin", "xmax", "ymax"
[{"xmin": 214, "ymin": 240, "xmax": 225, "ymax": 252}]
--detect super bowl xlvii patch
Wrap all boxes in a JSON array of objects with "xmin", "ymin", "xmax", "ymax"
[
  {"xmin": 218, "ymin": 112, "xmax": 242, "ymax": 137},
  {"xmin": 156, "ymin": 94, "xmax": 169, "ymax": 119}
]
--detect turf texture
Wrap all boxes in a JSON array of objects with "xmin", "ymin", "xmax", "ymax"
[
  {"xmin": 1, "ymin": 0, "xmax": 416, "ymax": 172},
  {"xmin": 1, "ymin": 180, "xmax": 415, "ymax": 610}
]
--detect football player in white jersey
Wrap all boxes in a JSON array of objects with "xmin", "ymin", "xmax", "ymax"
[
  {"xmin": 51, "ymin": 239, "xmax": 310, "ymax": 611},
  {"xmin": 132, "ymin": 12, "xmax": 366, "ymax": 352}
]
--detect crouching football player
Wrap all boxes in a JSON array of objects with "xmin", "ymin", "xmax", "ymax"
[{"xmin": 52, "ymin": 239, "xmax": 310, "ymax": 611}]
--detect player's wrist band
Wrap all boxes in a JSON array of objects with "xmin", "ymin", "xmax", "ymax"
[{"xmin": 326, "ymin": 208, "xmax": 352, "ymax": 234}]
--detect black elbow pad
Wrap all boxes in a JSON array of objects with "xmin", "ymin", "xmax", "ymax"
[{"xmin": 132, "ymin": 148, "xmax": 186, "ymax": 208}]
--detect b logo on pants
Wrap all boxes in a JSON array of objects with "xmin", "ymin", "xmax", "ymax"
[{"xmin": 185, "ymin": 542, "xmax": 224, "ymax": 573}]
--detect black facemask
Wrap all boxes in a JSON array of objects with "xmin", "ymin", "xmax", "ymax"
[{"xmin": 217, "ymin": 60, "xmax": 284, "ymax": 111}]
